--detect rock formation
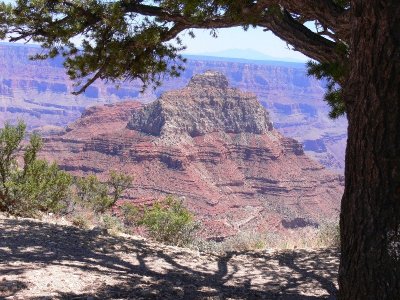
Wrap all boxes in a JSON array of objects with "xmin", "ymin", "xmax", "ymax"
[
  {"xmin": 0, "ymin": 43, "xmax": 346, "ymax": 173},
  {"xmin": 128, "ymin": 71, "xmax": 273, "ymax": 139},
  {"xmin": 42, "ymin": 72, "xmax": 343, "ymax": 239}
]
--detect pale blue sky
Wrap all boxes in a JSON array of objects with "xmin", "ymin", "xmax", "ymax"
[
  {"xmin": 1, "ymin": 0, "xmax": 308, "ymax": 61},
  {"xmin": 179, "ymin": 27, "xmax": 308, "ymax": 61}
]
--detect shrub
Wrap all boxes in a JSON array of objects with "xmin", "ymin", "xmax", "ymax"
[
  {"xmin": 74, "ymin": 172, "xmax": 133, "ymax": 213},
  {"xmin": 8, "ymin": 160, "xmax": 72, "ymax": 216},
  {"xmin": 0, "ymin": 121, "xmax": 133, "ymax": 219},
  {"xmin": 74, "ymin": 175, "xmax": 112, "ymax": 213},
  {"xmin": 223, "ymin": 231, "xmax": 267, "ymax": 251},
  {"xmin": 317, "ymin": 221, "xmax": 340, "ymax": 247},
  {"xmin": 120, "ymin": 202, "xmax": 140, "ymax": 226},
  {"xmin": 0, "ymin": 121, "xmax": 72, "ymax": 217},
  {"xmin": 101, "ymin": 213, "xmax": 124, "ymax": 234},
  {"xmin": 108, "ymin": 171, "xmax": 133, "ymax": 205},
  {"xmin": 72, "ymin": 215, "xmax": 90, "ymax": 229},
  {"xmin": 138, "ymin": 196, "xmax": 199, "ymax": 246}
]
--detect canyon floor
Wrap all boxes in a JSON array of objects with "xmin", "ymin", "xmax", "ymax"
[{"xmin": 0, "ymin": 214, "xmax": 338, "ymax": 300}]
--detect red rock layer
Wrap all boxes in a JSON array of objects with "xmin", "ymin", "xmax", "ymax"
[{"xmin": 42, "ymin": 74, "xmax": 343, "ymax": 238}]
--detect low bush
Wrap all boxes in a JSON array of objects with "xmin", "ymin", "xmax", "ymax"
[
  {"xmin": 317, "ymin": 221, "xmax": 340, "ymax": 247},
  {"xmin": 138, "ymin": 196, "xmax": 199, "ymax": 246},
  {"xmin": 101, "ymin": 213, "xmax": 124, "ymax": 234},
  {"xmin": 223, "ymin": 231, "xmax": 267, "ymax": 251},
  {"xmin": 120, "ymin": 202, "xmax": 140, "ymax": 226},
  {"xmin": 74, "ymin": 175, "xmax": 112, "ymax": 213},
  {"xmin": 190, "ymin": 231, "xmax": 267, "ymax": 253},
  {"xmin": 0, "ymin": 121, "xmax": 133, "ymax": 220},
  {"xmin": 72, "ymin": 215, "xmax": 91, "ymax": 229},
  {"xmin": 74, "ymin": 172, "xmax": 133, "ymax": 213}
]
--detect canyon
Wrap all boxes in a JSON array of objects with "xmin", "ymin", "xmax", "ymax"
[
  {"xmin": 0, "ymin": 43, "xmax": 347, "ymax": 173},
  {"xmin": 41, "ymin": 72, "xmax": 343, "ymax": 238}
]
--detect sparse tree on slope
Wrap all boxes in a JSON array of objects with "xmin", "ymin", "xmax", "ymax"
[
  {"xmin": 0, "ymin": 121, "xmax": 72, "ymax": 216},
  {"xmin": 1, "ymin": 1, "xmax": 399, "ymax": 298}
]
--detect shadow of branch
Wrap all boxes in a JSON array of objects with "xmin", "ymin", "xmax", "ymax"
[{"xmin": 0, "ymin": 217, "xmax": 339, "ymax": 300}]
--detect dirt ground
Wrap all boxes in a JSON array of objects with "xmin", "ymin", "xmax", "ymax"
[{"xmin": 0, "ymin": 215, "xmax": 339, "ymax": 299}]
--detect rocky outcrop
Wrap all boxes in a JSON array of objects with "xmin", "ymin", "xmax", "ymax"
[
  {"xmin": 0, "ymin": 43, "xmax": 346, "ymax": 172},
  {"xmin": 42, "ymin": 72, "xmax": 343, "ymax": 239},
  {"xmin": 129, "ymin": 71, "xmax": 273, "ymax": 139}
]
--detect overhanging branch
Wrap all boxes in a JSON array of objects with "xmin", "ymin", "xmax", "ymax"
[
  {"xmin": 1, "ymin": 0, "xmax": 350, "ymax": 93},
  {"xmin": 121, "ymin": 0, "xmax": 347, "ymax": 64}
]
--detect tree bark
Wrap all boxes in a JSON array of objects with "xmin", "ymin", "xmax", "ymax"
[{"xmin": 339, "ymin": 0, "xmax": 400, "ymax": 299}]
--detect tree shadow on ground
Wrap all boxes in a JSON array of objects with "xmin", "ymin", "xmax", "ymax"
[
  {"xmin": 0, "ymin": 217, "xmax": 339, "ymax": 299},
  {"xmin": 0, "ymin": 280, "xmax": 28, "ymax": 298}
]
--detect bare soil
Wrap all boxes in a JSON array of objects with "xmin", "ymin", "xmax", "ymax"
[{"xmin": 0, "ymin": 214, "xmax": 339, "ymax": 299}]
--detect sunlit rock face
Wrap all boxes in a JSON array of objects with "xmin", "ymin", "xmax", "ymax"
[
  {"xmin": 0, "ymin": 43, "xmax": 346, "ymax": 173},
  {"xmin": 42, "ymin": 72, "xmax": 343, "ymax": 239},
  {"xmin": 128, "ymin": 71, "xmax": 273, "ymax": 140}
]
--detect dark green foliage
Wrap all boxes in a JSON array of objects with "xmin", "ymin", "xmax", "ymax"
[
  {"xmin": 0, "ymin": 0, "xmax": 186, "ymax": 94},
  {"xmin": 306, "ymin": 60, "xmax": 347, "ymax": 118},
  {"xmin": 8, "ymin": 160, "xmax": 72, "ymax": 216},
  {"xmin": 0, "ymin": 121, "xmax": 132, "ymax": 217},
  {"xmin": 0, "ymin": 121, "xmax": 72, "ymax": 217},
  {"xmin": 333, "ymin": 0, "xmax": 350, "ymax": 9},
  {"xmin": 0, "ymin": 1, "xmax": 349, "ymax": 117}
]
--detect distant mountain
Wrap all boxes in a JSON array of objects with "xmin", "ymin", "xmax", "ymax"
[
  {"xmin": 0, "ymin": 42, "xmax": 346, "ymax": 173},
  {"xmin": 183, "ymin": 54, "xmax": 304, "ymax": 68},
  {"xmin": 192, "ymin": 48, "xmax": 306, "ymax": 63}
]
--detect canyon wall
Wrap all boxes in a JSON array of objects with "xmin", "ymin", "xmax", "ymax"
[
  {"xmin": 42, "ymin": 72, "xmax": 343, "ymax": 238},
  {"xmin": 0, "ymin": 43, "xmax": 346, "ymax": 172}
]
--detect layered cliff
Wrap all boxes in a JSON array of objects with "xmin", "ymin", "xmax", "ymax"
[
  {"xmin": 0, "ymin": 43, "xmax": 346, "ymax": 172},
  {"xmin": 42, "ymin": 72, "xmax": 343, "ymax": 238},
  {"xmin": 129, "ymin": 71, "xmax": 273, "ymax": 139}
]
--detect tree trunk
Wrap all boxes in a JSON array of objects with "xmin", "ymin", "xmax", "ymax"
[{"xmin": 339, "ymin": 0, "xmax": 400, "ymax": 299}]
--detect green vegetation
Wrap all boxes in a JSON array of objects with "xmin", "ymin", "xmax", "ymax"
[
  {"xmin": 120, "ymin": 202, "xmax": 140, "ymax": 226},
  {"xmin": 3, "ymin": 2, "xmax": 400, "ymax": 296},
  {"xmin": 74, "ymin": 174, "xmax": 112, "ymax": 213},
  {"xmin": 72, "ymin": 215, "xmax": 91, "ymax": 229},
  {"xmin": 108, "ymin": 171, "xmax": 133, "ymax": 206},
  {"xmin": 74, "ymin": 171, "xmax": 133, "ymax": 214},
  {"xmin": 101, "ymin": 213, "xmax": 124, "ymax": 235},
  {"xmin": 0, "ymin": 122, "xmax": 197, "ymax": 245},
  {"xmin": 0, "ymin": 121, "xmax": 133, "ymax": 219},
  {"xmin": 306, "ymin": 60, "xmax": 347, "ymax": 118},
  {"xmin": 0, "ymin": 122, "xmax": 339, "ymax": 252},
  {"xmin": 317, "ymin": 221, "xmax": 340, "ymax": 248},
  {"xmin": 71, "ymin": 194, "xmax": 199, "ymax": 246},
  {"xmin": 0, "ymin": 121, "xmax": 72, "ymax": 217},
  {"xmin": 136, "ymin": 196, "xmax": 199, "ymax": 247}
]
